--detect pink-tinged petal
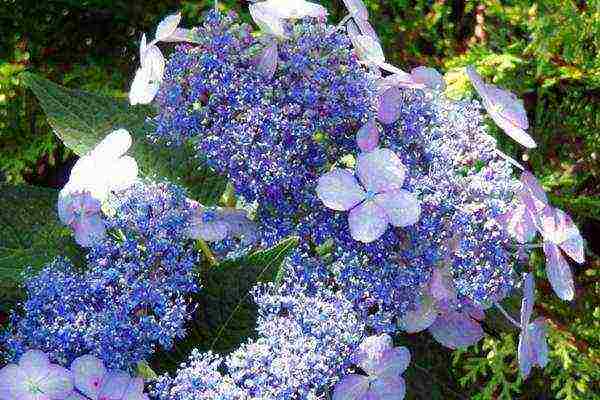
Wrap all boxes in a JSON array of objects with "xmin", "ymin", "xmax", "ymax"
[
  {"xmin": 357, "ymin": 148, "xmax": 406, "ymax": 193},
  {"xmin": 73, "ymin": 214, "xmax": 106, "ymax": 248},
  {"xmin": 255, "ymin": 42, "xmax": 278, "ymax": 80},
  {"xmin": 249, "ymin": 3, "xmax": 286, "ymax": 37},
  {"xmin": 520, "ymin": 171, "xmax": 547, "ymax": 212},
  {"xmin": 38, "ymin": 365, "xmax": 74, "ymax": 399},
  {"xmin": 97, "ymin": 372, "xmax": 130, "ymax": 400},
  {"xmin": 376, "ymin": 72, "xmax": 416, "ymax": 94},
  {"xmin": 0, "ymin": 364, "xmax": 21, "ymax": 399},
  {"xmin": 485, "ymin": 85, "xmax": 528, "ymax": 130},
  {"xmin": 398, "ymin": 295, "xmax": 438, "ymax": 333},
  {"xmin": 317, "ymin": 169, "xmax": 365, "ymax": 211},
  {"xmin": 354, "ymin": 18, "xmax": 378, "ymax": 41},
  {"xmin": 518, "ymin": 318, "xmax": 548, "ymax": 377},
  {"xmin": 154, "ymin": 12, "xmax": 182, "ymax": 42},
  {"xmin": 374, "ymin": 189, "xmax": 420, "ymax": 227},
  {"xmin": 373, "ymin": 347, "xmax": 411, "ymax": 378},
  {"xmin": 348, "ymin": 201, "xmax": 389, "ymax": 243},
  {"xmin": 517, "ymin": 329, "xmax": 532, "ymax": 378},
  {"xmin": 332, "ymin": 374, "xmax": 370, "ymax": 400},
  {"xmin": 123, "ymin": 377, "xmax": 145, "ymax": 400},
  {"xmin": 429, "ymin": 310, "xmax": 484, "ymax": 349},
  {"xmin": 71, "ymin": 354, "xmax": 106, "ymax": 399},
  {"xmin": 377, "ymin": 87, "xmax": 402, "ymax": 125},
  {"xmin": 369, "ymin": 376, "xmax": 406, "ymax": 400},
  {"xmin": 355, "ymin": 334, "xmax": 393, "ymax": 375},
  {"xmin": 497, "ymin": 202, "xmax": 537, "ymax": 244},
  {"xmin": 356, "ymin": 119, "xmax": 379, "ymax": 153},
  {"xmin": 520, "ymin": 273, "xmax": 534, "ymax": 328},
  {"xmin": 543, "ymin": 241, "xmax": 575, "ymax": 301},
  {"xmin": 19, "ymin": 350, "xmax": 50, "ymax": 376},
  {"xmin": 343, "ymin": 0, "xmax": 369, "ymax": 20},
  {"xmin": 410, "ymin": 66, "xmax": 445, "ymax": 91},
  {"xmin": 428, "ymin": 266, "xmax": 457, "ymax": 303},
  {"xmin": 66, "ymin": 392, "xmax": 87, "ymax": 400}
]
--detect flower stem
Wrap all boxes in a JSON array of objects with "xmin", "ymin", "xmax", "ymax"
[
  {"xmin": 197, "ymin": 239, "xmax": 217, "ymax": 266},
  {"xmin": 494, "ymin": 301, "xmax": 521, "ymax": 329}
]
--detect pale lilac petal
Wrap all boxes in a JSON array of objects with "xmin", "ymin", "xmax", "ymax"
[
  {"xmin": 356, "ymin": 119, "xmax": 379, "ymax": 152},
  {"xmin": 428, "ymin": 266, "xmax": 457, "ymax": 303},
  {"xmin": 354, "ymin": 18, "xmax": 378, "ymax": 41},
  {"xmin": 376, "ymin": 72, "xmax": 422, "ymax": 94},
  {"xmin": 162, "ymin": 28, "xmax": 196, "ymax": 43},
  {"xmin": 518, "ymin": 318, "xmax": 549, "ymax": 377},
  {"xmin": 65, "ymin": 393, "xmax": 87, "ymax": 400},
  {"xmin": 374, "ymin": 189, "xmax": 420, "ymax": 227},
  {"xmin": 543, "ymin": 241, "xmax": 575, "ymax": 301},
  {"xmin": 219, "ymin": 208, "xmax": 257, "ymax": 242},
  {"xmin": 369, "ymin": 376, "xmax": 406, "ymax": 400},
  {"xmin": 38, "ymin": 365, "xmax": 74, "ymax": 399},
  {"xmin": 123, "ymin": 377, "xmax": 145, "ymax": 400},
  {"xmin": 348, "ymin": 201, "xmax": 389, "ymax": 243},
  {"xmin": 517, "ymin": 329, "xmax": 532, "ymax": 378},
  {"xmin": 485, "ymin": 85, "xmax": 528, "ymax": 130},
  {"xmin": 497, "ymin": 202, "xmax": 537, "ymax": 244},
  {"xmin": 129, "ymin": 66, "xmax": 160, "ymax": 105},
  {"xmin": 377, "ymin": 87, "xmax": 402, "ymax": 125},
  {"xmin": 142, "ymin": 45, "xmax": 165, "ymax": 82},
  {"xmin": 429, "ymin": 310, "xmax": 484, "ymax": 349},
  {"xmin": 356, "ymin": 148, "xmax": 406, "ymax": 193},
  {"xmin": 255, "ymin": 42, "xmax": 278, "ymax": 80},
  {"xmin": 397, "ymin": 295, "xmax": 438, "ymax": 333},
  {"xmin": 410, "ymin": 66, "xmax": 445, "ymax": 91},
  {"xmin": 155, "ymin": 12, "xmax": 182, "ymax": 41},
  {"xmin": 373, "ymin": 347, "xmax": 411, "ymax": 378},
  {"xmin": 0, "ymin": 364, "xmax": 21, "ymax": 399},
  {"xmin": 554, "ymin": 209, "xmax": 585, "ymax": 263},
  {"xmin": 316, "ymin": 169, "xmax": 365, "ymax": 211},
  {"xmin": 70, "ymin": 354, "xmax": 106, "ymax": 399},
  {"xmin": 193, "ymin": 220, "xmax": 229, "ymax": 242},
  {"xmin": 520, "ymin": 273, "xmax": 534, "ymax": 328},
  {"xmin": 343, "ymin": 0, "xmax": 369, "ymax": 20},
  {"xmin": 19, "ymin": 350, "xmax": 50, "ymax": 375},
  {"xmin": 487, "ymin": 109, "xmax": 536, "ymax": 149},
  {"xmin": 97, "ymin": 372, "xmax": 130, "ymax": 400},
  {"xmin": 355, "ymin": 334, "xmax": 393, "ymax": 375},
  {"xmin": 520, "ymin": 171, "xmax": 547, "ymax": 212},
  {"xmin": 332, "ymin": 374, "xmax": 370, "ymax": 400},
  {"xmin": 73, "ymin": 214, "xmax": 106, "ymax": 248},
  {"xmin": 105, "ymin": 155, "xmax": 139, "ymax": 192},
  {"xmin": 348, "ymin": 31, "xmax": 385, "ymax": 65},
  {"xmin": 92, "ymin": 129, "xmax": 132, "ymax": 160},
  {"xmin": 249, "ymin": 3, "xmax": 286, "ymax": 37}
]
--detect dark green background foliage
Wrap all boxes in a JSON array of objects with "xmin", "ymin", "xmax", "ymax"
[{"xmin": 0, "ymin": 0, "xmax": 598, "ymax": 398}]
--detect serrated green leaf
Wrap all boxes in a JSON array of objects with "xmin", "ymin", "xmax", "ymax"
[
  {"xmin": 20, "ymin": 72, "xmax": 227, "ymax": 205},
  {"xmin": 150, "ymin": 236, "xmax": 299, "ymax": 373},
  {"xmin": 0, "ymin": 184, "xmax": 85, "ymax": 311}
]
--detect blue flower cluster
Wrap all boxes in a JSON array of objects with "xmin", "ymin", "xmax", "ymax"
[
  {"xmin": 154, "ymin": 280, "xmax": 363, "ymax": 399},
  {"xmin": 153, "ymin": 11, "xmax": 520, "ymax": 333},
  {"xmin": 3, "ymin": 182, "xmax": 200, "ymax": 369}
]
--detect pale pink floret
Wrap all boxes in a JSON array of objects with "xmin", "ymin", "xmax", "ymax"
[
  {"xmin": 57, "ymin": 191, "xmax": 106, "ymax": 247},
  {"xmin": 356, "ymin": 119, "xmax": 380, "ymax": 153},
  {"xmin": 316, "ymin": 148, "xmax": 421, "ymax": 243},
  {"xmin": 0, "ymin": 350, "xmax": 73, "ymax": 400},
  {"xmin": 333, "ymin": 334, "xmax": 409, "ymax": 400},
  {"xmin": 254, "ymin": 42, "xmax": 279, "ymax": 80},
  {"xmin": 69, "ymin": 355, "xmax": 148, "ymax": 400}
]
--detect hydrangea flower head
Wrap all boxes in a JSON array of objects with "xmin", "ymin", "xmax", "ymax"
[
  {"xmin": 316, "ymin": 148, "xmax": 421, "ymax": 243},
  {"xmin": 517, "ymin": 273, "xmax": 549, "ymax": 377},
  {"xmin": 70, "ymin": 355, "xmax": 149, "ymax": 400},
  {"xmin": 333, "ymin": 334, "xmax": 409, "ymax": 400},
  {"xmin": 0, "ymin": 350, "xmax": 73, "ymax": 400},
  {"xmin": 57, "ymin": 191, "xmax": 106, "ymax": 247},
  {"xmin": 62, "ymin": 129, "xmax": 138, "ymax": 201},
  {"xmin": 466, "ymin": 65, "xmax": 536, "ymax": 148}
]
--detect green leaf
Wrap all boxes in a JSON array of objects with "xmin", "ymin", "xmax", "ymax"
[
  {"xmin": 20, "ymin": 72, "xmax": 227, "ymax": 205},
  {"xmin": 0, "ymin": 184, "xmax": 85, "ymax": 311},
  {"xmin": 150, "ymin": 236, "xmax": 299, "ymax": 373}
]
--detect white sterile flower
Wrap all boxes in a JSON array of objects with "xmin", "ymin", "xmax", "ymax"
[
  {"xmin": 61, "ymin": 129, "xmax": 138, "ymax": 202},
  {"xmin": 250, "ymin": 0, "xmax": 328, "ymax": 38}
]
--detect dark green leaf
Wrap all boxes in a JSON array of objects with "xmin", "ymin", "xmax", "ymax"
[
  {"xmin": 20, "ymin": 72, "xmax": 227, "ymax": 205},
  {"xmin": 0, "ymin": 184, "xmax": 85, "ymax": 311}
]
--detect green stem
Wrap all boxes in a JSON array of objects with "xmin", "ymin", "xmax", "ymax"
[{"xmin": 197, "ymin": 239, "xmax": 218, "ymax": 266}]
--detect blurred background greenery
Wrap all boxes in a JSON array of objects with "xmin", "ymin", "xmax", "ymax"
[{"xmin": 0, "ymin": 0, "xmax": 598, "ymax": 398}]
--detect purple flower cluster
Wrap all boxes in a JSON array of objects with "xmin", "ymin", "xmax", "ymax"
[{"xmin": 3, "ymin": 182, "xmax": 200, "ymax": 369}]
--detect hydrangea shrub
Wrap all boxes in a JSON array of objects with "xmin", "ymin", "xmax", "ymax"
[{"xmin": 0, "ymin": 1, "xmax": 589, "ymax": 399}]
